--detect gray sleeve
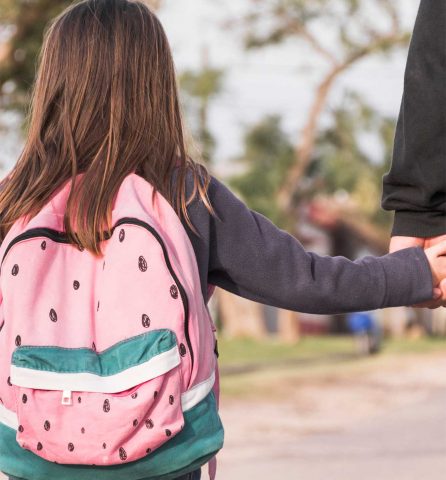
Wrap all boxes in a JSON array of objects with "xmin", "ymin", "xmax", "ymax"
[{"xmin": 189, "ymin": 176, "xmax": 434, "ymax": 315}]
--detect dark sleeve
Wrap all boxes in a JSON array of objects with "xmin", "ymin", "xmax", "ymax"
[
  {"xmin": 186, "ymin": 175, "xmax": 435, "ymax": 315},
  {"xmin": 381, "ymin": 0, "xmax": 446, "ymax": 238}
]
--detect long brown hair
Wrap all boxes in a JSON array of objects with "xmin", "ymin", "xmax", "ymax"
[{"xmin": 0, "ymin": 0, "xmax": 212, "ymax": 255}]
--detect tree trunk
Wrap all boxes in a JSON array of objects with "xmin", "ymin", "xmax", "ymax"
[
  {"xmin": 278, "ymin": 66, "xmax": 341, "ymax": 213},
  {"xmin": 216, "ymin": 288, "xmax": 267, "ymax": 339},
  {"xmin": 277, "ymin": 308, "xmax": 301, "ymax": 343}
]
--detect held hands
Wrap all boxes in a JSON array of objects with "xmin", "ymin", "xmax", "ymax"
[{"xmin": 390, "ymin": 235, "xmax": 446, "ymax": 308}]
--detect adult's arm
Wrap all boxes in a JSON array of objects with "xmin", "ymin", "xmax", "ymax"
[{"xmin": 381, "ymin": 0, "xmax": 446, "ymax": 237}]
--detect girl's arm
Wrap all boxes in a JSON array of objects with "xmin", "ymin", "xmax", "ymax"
[{"xmin": 184, "ymin": 175, "xmax": 434, "ymax": 315}]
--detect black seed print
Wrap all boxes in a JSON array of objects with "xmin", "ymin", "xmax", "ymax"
[
  {"xmin": 81, "ymin": 427, "xmax": 85, "ymax": 434},
  {"xmin": 73, "ymin": 280, "xmax": 80, "ymax": 290},
  {"xmin": 92, "ymin": 342, "xmax": 96, "ymax": 351},
  {"xmin": 7, "ymin": 377, "xmax": 11, "ymax": 386},
  {"xmin": 78, "ymin": 396, "xmax": 82, "ymax": 404},
  {"xmin": 97, "ymin": 301, "xmax": 100, "ymax": 311},
  {"xmin": 179, "ymin": 343, "xmax": 187, "ymax": 356},
  {"xmin": 11, "ymin": 264, "xmax": 19, "ymax": 276},
  {"xmin": 0, "ymin": 320, "xmax": 4, "ymax": 332},
  {"xmin": 141, "ymin": 314, "xmax": 150, "ymax": 328},
  {"xmin": 145, "ymin": 419, "xmax": 154, "ymax": 429},
  {"xmin": 165, "ymin": 429, "xmax": 172, "ymax": 437},
  {"xmin": 153, "ymin": 391, "xmax": 158, "ymax": 399},
  {"xmin": 169, "ymin": 395, "xmax": 174, "ymax": 405},
  {"xmin": 68, "ymin": 442, "xmax": 74, "ymax": 452},
  {"xmin": 131, "ymin": 392, "xmax": 138, "ymax": 399},
  {"xmin": 15, "ymin": 335, "xmax": 21, "ymax": 346},
  {"xmin": 44, "ymin": 420, "xmax": 50, "ymax": 431},
  {"xmin": 102, "ymin": 442, "xmax": 107, "ymax": 449},
  {"xmin": 37, "ymin": 442, "xmax": 43, "ymax": 451},
  {"xmin": 22, "ymin": 394, "xmax": 27, "ymax": 404},
  {"xmin": 103, "ymin": 399, "xmax": 110, "ymax": 413},
  {"xmin": 119, "ymin": 447, "xmax": 127, "ymax": 461},
  {"xmin": 119, "ymin": 229, "xmax": 125, "ymax": 242},
  {"xmin": 146, "ymin": 447, "xmax": 152, "ymax": 454},
  {"xmin": 49, "ymin": 308, "xmax": 57, "ymax": 322},
  {"xmin": 133, "ymin": 419, "xmax": 138, "ymax": 427},
  {"xmin": 170, "ymin": 285, "xmax": 178, "ymax": 299},
  {"xmin": 18, "ymin": 425, "xmax": 24, "ymax": 433},
  {"xmin": 138, "ymin": 256, "xmax": 147, "ymax": 272},
  {"xmin": 41, "ymin": 241, "xmax": 46, "ymax": 250}
]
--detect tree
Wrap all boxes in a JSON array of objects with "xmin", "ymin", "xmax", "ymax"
[
  {"xmin": 0, "ymin": 0, "xmax": 73, "ymax": 110},
  {"xmin": 179, "ymin": 47, "xmax": 224, "ymax": 164},
  {"xmin": 0, "ymin": 0, "xmax": 163, "ymax": 111},
  {"xmin": 312, "ymin": 91, "xmax": 396, "ymax": 230},
  {"xmin": 239, "ymin": 0, "xmax": 410, "ymax": 216},
  {"xmin": 229, "ymin": 115, "xmax": 294, "ymax": 228},
  {"xmin": 232, "ymin": 93, "xmax": 397, "ymax": 253}
]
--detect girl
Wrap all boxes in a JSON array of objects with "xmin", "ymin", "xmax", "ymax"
[{"xmin": 0, "ymin": 1, "xmax": 445, "ymax": 480}]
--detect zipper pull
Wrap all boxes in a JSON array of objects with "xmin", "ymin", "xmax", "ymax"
[{"xmin": 61, "ymin": 390, "xmax": 72, "ymax": 406}]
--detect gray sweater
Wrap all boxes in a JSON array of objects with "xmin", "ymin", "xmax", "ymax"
[{"xmin": 180, "ymin": 174, "xmax": 434, "ymax": 314}]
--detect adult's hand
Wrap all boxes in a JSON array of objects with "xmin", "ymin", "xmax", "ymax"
[{"xmin": 389, "ymin": 235, "xmax": 446, "ymax": 308}]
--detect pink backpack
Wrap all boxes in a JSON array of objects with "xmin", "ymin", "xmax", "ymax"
[{"xmin": 0, "ymin": 173, "xmax": 223, "ymax": 480}]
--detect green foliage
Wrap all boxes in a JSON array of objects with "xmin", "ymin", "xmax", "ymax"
[
  {"xmin": 0, "ymin": 0, "xmax": 20, "ymax": 22},
  {"xmin": 310, "ymin": 92, "xmax": 395, "ymax": 226},
  {"xmin": 0, "ymin": 0, "xmax": 74, "ymax": 110},
  {"xmin": 180, "ymin": 67, "xmax": 224, "ymax": 164},
  {"xmin": 229, "ymin": 115, "xmax": 294, "ymax": 228},
  {"xmin": 230, "ymin": 95, "xmax": 396, "ymax": 230},
  {"xmin": 313, "ymin": 93, "xmax": 378, "ymax": 192},
  {"xmin": 180, "ymin": 68, "xmax": 224, "ymax": 100},
  {"xmin": 243, "ymin": 0, "xmax": 408, "ymax": 61}
]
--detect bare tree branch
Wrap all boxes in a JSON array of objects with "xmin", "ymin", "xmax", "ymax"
[
  {"xmin": 278, "ymin": 28, "xmax": 409, "ymax": 213},
  {"xmin": 378, "ymin": 0, "xmax": 400, "ymax": 32},
  {"xmin": 286, "ymin": 19, "xmax": 339, "ymax": 67}
]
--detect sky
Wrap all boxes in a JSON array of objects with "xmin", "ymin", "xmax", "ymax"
[
  {"xmin": 0, "ymin": 0, "xmax": 420, "ymax": 176},
  {"xmin": 159, "ymin": 0, "xmax": 419, "ymax": 175}
]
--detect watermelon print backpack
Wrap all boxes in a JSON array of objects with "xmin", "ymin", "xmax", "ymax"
[{"xmin": 0, "ymin": 173, "xmax": 223, "ymax": 480}]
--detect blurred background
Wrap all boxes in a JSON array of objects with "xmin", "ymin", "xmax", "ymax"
[{"xmin": 0, "ymin": 1, "xmax": 445, "ymax": 479}]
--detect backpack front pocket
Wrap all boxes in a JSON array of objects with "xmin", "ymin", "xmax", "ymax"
[{"xmin": 10, "ymin": 329, "xmax": 185, "ymax": 465}]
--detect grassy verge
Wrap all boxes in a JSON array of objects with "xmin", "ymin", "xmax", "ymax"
[{"xmin": 217, "ymin": 335, "xmax": 446, "ymax": 398}]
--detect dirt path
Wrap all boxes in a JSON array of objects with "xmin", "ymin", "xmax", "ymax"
[{"xmin": 217, "ymin": 352, "xmax": 446, "ymax": 479}]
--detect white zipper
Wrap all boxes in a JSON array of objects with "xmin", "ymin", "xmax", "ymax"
[{"xmin": 61, "ymin": 390, "xmax": 72, "ymax": 405}]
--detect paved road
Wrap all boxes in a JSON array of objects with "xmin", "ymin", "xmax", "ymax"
[{"xmin": 217, "ymin": 388, "xmax": 446, "ymax": 480}]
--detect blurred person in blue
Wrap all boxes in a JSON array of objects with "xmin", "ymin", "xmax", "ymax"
[{"xmin": 347, "ymin": 311, "xmax": 382, "ymax": 355}]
